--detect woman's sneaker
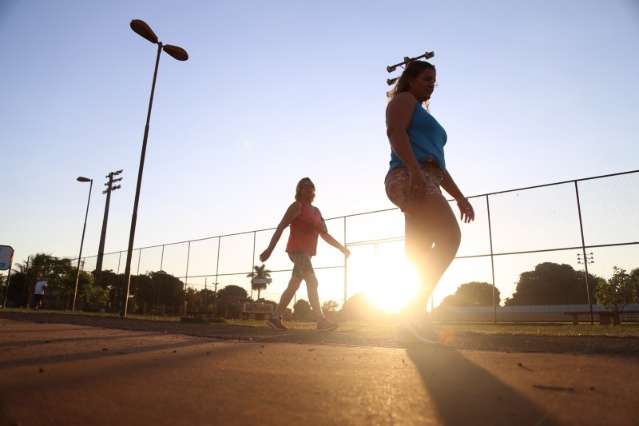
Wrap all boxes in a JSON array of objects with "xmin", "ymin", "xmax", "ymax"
[
  {"xmin": 266, "ymin": 317, "xmax": 287, "ymax": 330},
  {"xmin": 317, "ymin": 318, "xmax": 338, "ymax": 331}
]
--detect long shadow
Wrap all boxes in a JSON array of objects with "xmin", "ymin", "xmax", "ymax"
[
  {"xmin": 0, "ymin": 332, "xmax": 163, "ymax": 349},
  {"xmin": 0, "ymin": 338, "xmax": 217, "ymax": 370},
  {"xmin": 406, "ymin": 344, "xmax": 559, "ymax": 426},
  {"xmin": 0, "ymin": 327, "xmax": 85, "ymax": 334}
]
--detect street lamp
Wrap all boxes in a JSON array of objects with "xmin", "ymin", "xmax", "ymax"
[
  {"xmin": 121, "ymin": 19, "xmax": 188, "ymax": 318},
  {"xmin": 73, "ymin": 176, "xmax": 93, "ymax": 311}
]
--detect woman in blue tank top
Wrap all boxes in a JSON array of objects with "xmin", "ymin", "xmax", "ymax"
[{"xmin": 385, "ymin": 60, "xmax": 475, "ymax": 342}]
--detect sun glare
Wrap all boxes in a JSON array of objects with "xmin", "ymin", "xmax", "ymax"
[{"xmin": 348, "ymin": 245, "xmax": 420, "ymax": 313}]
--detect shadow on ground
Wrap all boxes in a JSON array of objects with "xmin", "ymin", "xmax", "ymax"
[
  {"xmin": 2, "ymin": 311, "xmax": 638, "ymax": 355},
  {"xmin": 407, "ymin": 344, "xmax": 558, "ymax": 425}
]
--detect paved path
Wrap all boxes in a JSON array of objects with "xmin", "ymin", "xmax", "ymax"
[{"xmin": 0, "ymin": 317, "xmax": 638, "ymax": 425}]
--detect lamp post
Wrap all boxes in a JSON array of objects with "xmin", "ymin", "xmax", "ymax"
[
  {"xmin": 73, "ymin": 176, "xmax": 93, "ymax": 311},
  {"xmin": 121, "ymin": 19, "xmax": 188, "ymax": 318}
]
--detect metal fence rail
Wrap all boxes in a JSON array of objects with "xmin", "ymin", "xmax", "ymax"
[{"xmin": 71, "ymin": 168, "xmax": 639, "ymax": 321}]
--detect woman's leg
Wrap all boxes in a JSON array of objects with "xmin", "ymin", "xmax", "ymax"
[
  {"xmin": 404, "ymin": 193, "xmax": 461, "ymax": 316},
  {"xmin": 305, "ymin": 272, "xmax": 324, "ymax": 320},
  {"xmin": 275, "ymin": 275, "xmax": 302, "ymax": 318}
]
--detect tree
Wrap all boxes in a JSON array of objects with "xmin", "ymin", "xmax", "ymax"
[
  {"xmin": 339, "ymin": 293, "xmax": 382, "ymax": 320},
  {"xmin": 442, "ymin": 282, "xmax": 500, "ymax": 307},
  {"xmin": 630, "ymin": 268, "xmax": 639, "ymax": 297},
  {"xmin": 131, "ymin": 274, "xmax": 154, "ymax": 314},
  {"xmin": 216, "ymin": 285, "xmax": 249, "ymax": 319},
  {"xmin": 596, "ymin": 267, "xmax": 637, "ymax": 314},
  {"xmin": 293, "ymin": 299, "xmax": 313, "ymax": 321},
  {"xmin": 13, "ymin": 253, "xmax": 77, "ymax": 309},
  {"xmin": 322, "ymin": 300, "xmax": 339, "ymax": 313},
  {"xmin": 505, "ymin": 262, "xmax": 602, "ymax": 306},
  {"xmin": 79, "ymin": 273, "xmax": 109, "ymax": 312},
  {"xmin": 4, "ymin": 271, "xmax": 28, "ymax": 307},
  {"xmin": 217, "ymin": 285, "xmax": 248, "ymax": 300},
  {"xmin": 247, "ymin": 265, "xmax": 272, "ymax": 300},
  {"xmin": 148, "ymin": 271, "xmax": 185, "ymax": 314}
]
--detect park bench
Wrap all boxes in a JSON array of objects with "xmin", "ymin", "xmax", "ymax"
[{"xmin": 565, "ymin": 310, "xmax": 639, "ymax": 325}]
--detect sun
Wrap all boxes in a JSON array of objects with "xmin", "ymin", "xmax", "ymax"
[{"xmin": 348, "ymin": 244, "xmax": 420, "ymax": 314}]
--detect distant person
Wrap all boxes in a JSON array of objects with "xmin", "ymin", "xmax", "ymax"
[
  {"xmin": 33, "ymin": 275, "xmax": 47, "ymax": 310},
  {"xmin": 385, "ymin": 60, "xmax": 475, "ymax": 341},
  {"xmin": 260, "ymin": 177, "xmax": 350, "ymax": 331}
]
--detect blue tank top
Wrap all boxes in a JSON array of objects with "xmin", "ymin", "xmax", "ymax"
[{"xmin": 389, "ymin": 102, "xmax": 447, "ymax": 171}]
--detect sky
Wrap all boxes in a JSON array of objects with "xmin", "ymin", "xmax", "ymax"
[{"xmin": 2, "ymin": 0, "xmax": 638, "ymax": 309}]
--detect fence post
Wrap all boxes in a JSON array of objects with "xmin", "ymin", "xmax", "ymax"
[
  {"xmin": 2, "ymin": 268, "xmax": 12, "ymax": 308},
  {"xmin": 574, "ymin": 181, "xmax": 594, "ymax": 324},
  {"xmin": 117, "ymin": 251, "xmax": 122, "ymax": 274},
  {"xmin": 136, "ymin": 248, "xmax": 143, "ymax": 275},
  {"xmin": 214, "ymin": 237, "xmax": 221, "ymax": 297},
  {"xmin": 185, "ymin": 241, "xmax": 191, "ymax": 290},
  {"xmin": 183, "ymin": 241, "xmax": 191, "ymax": 315},
  {"xmin": 251, "ymin": 231, "xmax": 257, "ymax": 299},
  {"xmin": 486, "ymin": 195, "xmax": 497, "ymax": 323},
  {"xmin": 343, "ymin": 216, "xmax": 348, "ymax": 307}
]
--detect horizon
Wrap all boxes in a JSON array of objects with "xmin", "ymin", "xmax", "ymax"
[{"xmin": 2, "ymin": 0, "xmax": 639, "ymax": 312}]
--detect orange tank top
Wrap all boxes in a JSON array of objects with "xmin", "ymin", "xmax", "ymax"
[{"xmin": 286, "ymin": 203, "xmax": 322, "ymax": 256}]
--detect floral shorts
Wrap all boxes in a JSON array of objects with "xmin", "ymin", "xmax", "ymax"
[
  {"xmin": 288, "ymin": 253, "xmax": 317, "ymax": 281},
  {"xmin": 385, "ymin": 163, "xmax": 444, "ymax": 211}
]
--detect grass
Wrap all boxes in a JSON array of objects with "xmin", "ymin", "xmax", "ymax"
[
  {"xmin": 228, "ymin": 318, "xmax": 639, "ymax": 338},
  {"xmin": 3, "ymin": 308, "xmax": 639, "ymax": 337},
  {"xmin": 0, "ymin": 307, "xmax": 183, "ymax": 322},
  {"xmin": 437, "ymin": 322, "xmax": 639, "ymax": 338}
]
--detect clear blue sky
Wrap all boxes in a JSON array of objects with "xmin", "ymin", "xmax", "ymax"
[{"xmin": 2, "ymin": 1, "xmax": 638, "ymax": 305}]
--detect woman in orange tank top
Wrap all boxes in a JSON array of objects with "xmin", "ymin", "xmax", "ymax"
[{"xmin": 260, "ymin": 177, "xmax": 350, "ymax": 331}]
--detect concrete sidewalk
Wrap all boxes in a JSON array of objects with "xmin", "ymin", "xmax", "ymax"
[{"xmin": 1, "ymin": 318, "xmax": 638, "ymax": 425}]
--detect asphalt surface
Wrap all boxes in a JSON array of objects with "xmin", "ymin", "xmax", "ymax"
[{"xmin": 1, "ymin": 314, "xmax": 638, "ymax": 425}]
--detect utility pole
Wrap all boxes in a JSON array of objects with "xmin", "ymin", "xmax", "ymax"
[
  {"xmin": 95, "ymin": 170, "xmax": 123, "ymax": 275},
  {"xmin": 577, "ymin": 251, "xmax": 595, "ymax": 323}
]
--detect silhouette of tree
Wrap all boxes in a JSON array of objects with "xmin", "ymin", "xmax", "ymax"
[
  {"xmin": 505, "ymin": 262, "xmax": 603, "ymax": 306},
  {"xmin": 4, "ymin": 271, "xmax": 28, "ymax": 307},
  {"xmin": 217, "ymin": 285, "xmax": 248, "ymax": 300},
  {"xmin": 247, "ymin": 265, "xmax": 271, "ymax": 300},
  {"xmin": 147, "ymin": 271, "xmax": 184, "ymax": 314},
  {"xmin": 12, "ymin": 253, "xmax": 92, "ymax": 309},
  {"xmin": 596, "ymin": 267, "xmax": 637, "ymax": 314},
  {"xmin": 630, "ymin": 268, "xmax": 639, "ymax": 296},
  {"xmin": 293, "ymin": 299, "xmax": 313, "ymax": 321},
  {"xmin": 442, "ymin": 282, "xmax": 500, "ymax": 307},
  {"xmin": 216, "ymin": 285, "xmax": 249, "ymax": 319},
  {"xmin": 339, "ymin": 293, "xmax": 382, "ymax": 320},
  {"xmin": 322, "ymin": 300, "xmax": 339, "ymax": 313}
]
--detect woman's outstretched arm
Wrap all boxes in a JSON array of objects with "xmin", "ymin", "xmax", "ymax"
[{"xmin": 260, "ymin": 202, "xmax": 301, "ymax": 262}]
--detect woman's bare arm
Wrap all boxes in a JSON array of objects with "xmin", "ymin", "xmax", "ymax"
[{"xmin": 259, "ymin": 202, "xmax": 301, "ymax": 262}]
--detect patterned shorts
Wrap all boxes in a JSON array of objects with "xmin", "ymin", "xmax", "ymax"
[
  {"xmin": 288, "ymin": 253, "xmax": 317, "ymax": 281},
  {"xmin": 385, "ymin": 163, "xmax": 444, "ymax": 211}
]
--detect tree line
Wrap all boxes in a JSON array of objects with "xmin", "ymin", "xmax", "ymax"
[
  {"xmin": 2, "ymin": 255, "xmax": 638, "ymax": 317},
  {"xmin": 440, "ymin": 262, "xmax": 639, "ymax": 312}
]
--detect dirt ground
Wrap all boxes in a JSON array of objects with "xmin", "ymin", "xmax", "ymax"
[{"xmin": 1, "ymin": 312, "xmax": 638, "ymax": 425}]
